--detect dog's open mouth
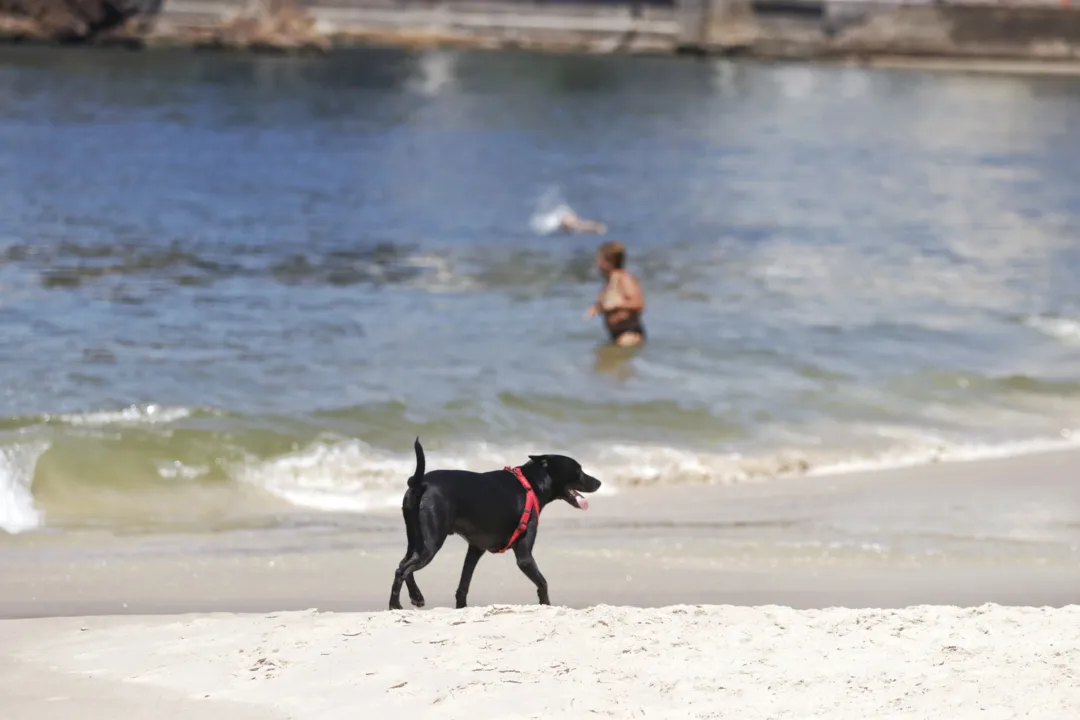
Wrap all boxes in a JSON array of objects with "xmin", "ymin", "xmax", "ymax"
[{"xmin": 565, "ymin": 489, "xmax": 589, "ymax": 511}]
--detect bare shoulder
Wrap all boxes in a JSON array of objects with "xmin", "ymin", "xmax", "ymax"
[{"xmin": 618, "ymin": 270, "xmax": 642, "ymax": 289}]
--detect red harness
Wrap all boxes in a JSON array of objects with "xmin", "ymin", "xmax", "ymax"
[{"xmin": 492, "ymin": 466, "xmax": 540, "ymax": 554}]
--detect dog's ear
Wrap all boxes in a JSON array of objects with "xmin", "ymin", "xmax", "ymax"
[{"xmin": 528, "ymin": 455, "xmax": 549, "ymax": 468}]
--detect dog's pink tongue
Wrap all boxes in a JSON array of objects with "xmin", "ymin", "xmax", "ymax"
[{"xmin": 576, "ymin": 496, "xmax": 589, "ymax": 511}]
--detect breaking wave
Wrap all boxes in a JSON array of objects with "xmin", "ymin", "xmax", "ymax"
[
  {"xmin": 1026, "ymin": 314, "xmax": 1080, "ymax": 346},
  {"xmin": 3, "ymin": 401, "xmax": 1078, "ymax": 533},
  {"xmin": 0, "ymin": 442, "xmax": 49, "ymax": 534}
]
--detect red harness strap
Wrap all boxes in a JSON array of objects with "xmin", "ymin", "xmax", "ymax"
[{"xmin": 492, "ymin": 466, "xmax": 540, "ymax": 554}]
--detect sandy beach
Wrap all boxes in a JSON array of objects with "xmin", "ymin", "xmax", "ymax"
[
  {"xmin": 3, "ymin": 448, "xmax": 1079, "ymax": 718},
  {"xmin": 4, "ymin": 603, "xmax": 1080, "ymax": 720}
]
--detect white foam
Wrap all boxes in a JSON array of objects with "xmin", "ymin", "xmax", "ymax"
[
  {"xmin": 53, "ymin": 404, "xmax": 192, "ymax": 427},
  {"xmin": 611, "ymin": 431, "xmax": 1080, "ymax": 486},
  {"xmin": 156, "ymin": 461, "xmax": 210, "ymax": 480},
  {"xmin": 231, "ymin": 440, "xmax": 412, "ymax": 513},
  {"xmin": 231, "ymin": 438, "xmax": 619, "ymax": 513},
  {"xmin": 1026, "ymin": 314, "xmax": 1080, "ymax": 345},
  {"xmin": 229, "ymin": 429, "xmax": 1080, "ymax": 515},
  {"xmin": 0, "ymin": 442, "xmax": 48, "ymax": 534},
  {"xmin": 809, "ymin": 429, "xmax": 1080, "ymax": 478}
]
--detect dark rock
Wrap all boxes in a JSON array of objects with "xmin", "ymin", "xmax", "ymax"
[{"xmin": 0, "ymin": 0, "xmax": 150, "ymax": 42}]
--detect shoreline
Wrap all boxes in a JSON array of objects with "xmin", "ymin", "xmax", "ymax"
[
  {"xmin": 2, "ymin": 445, "xmax": 1078, "ymax": 618},
  {"xmin": 5, "ymin": 423, "xmax": 1079, "ymax": 538},
  {"xmin": 8, "ymin": 2, "xmax": 1080, "ymax": 78},
  {"xmin": 7, "ymin": 33, "xmax": 1080, "ymax": 80}
]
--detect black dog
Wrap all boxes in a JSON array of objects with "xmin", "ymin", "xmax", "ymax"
[{"xmin": 389, "ymin": 438, "xmax": 601, "ymax": 610}]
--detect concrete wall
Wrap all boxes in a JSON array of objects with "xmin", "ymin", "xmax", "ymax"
[
  {"xmin": 153, "ymin": 0, "xmax": 680, "ymax": 53},
  {"xmin": 177, "ymin": 0, "xmax": 1080, "ymax": 60},
  {"xmin": 786, "ymin": 2, "xmax": 1080, "ymax": 59},
  {"xmin": 680, "ymin": 0, "xmax": 1080, "ymax": 60},
  {"xmin": 833, "ymin": 5, "xmax": 1080, "ymax": 58}
]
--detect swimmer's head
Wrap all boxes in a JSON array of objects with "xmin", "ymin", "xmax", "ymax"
[{"xmin": 595, "ymin": 241, "xmax": 625, "ymax": 274}]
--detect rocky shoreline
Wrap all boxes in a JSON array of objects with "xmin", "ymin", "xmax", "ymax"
[
  {"xmin": 0, "ymin": 0, "xmax": 144, "ymax": 46},
  {"xmin": 0, "ymin": 0, "xmax": 329, "ymax": 52},
  {"xmin": 5, "ymin": 0, "xmax": 1080, "ymax": 74}
]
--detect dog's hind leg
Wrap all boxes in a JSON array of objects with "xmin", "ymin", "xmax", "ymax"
[
  {"xmin": 391, "ymin": 539, "xmax": 445, "ymax": 610},
  {"xmin": 511, "ymin": 523, "xmax": 550, "ymax": 605},
  {"xmin": 390, "ymin": 439, "xmax": 431, "ymax": 611},
  {"xmin": 405, "ymin": 571, "xmax": 423, "ymax": 607},
  {"xmin": 393, "ymin": 552, "xmax": 426, "ymax": 609},
  {"xmin": 389, "ymin": 495, "xmax": 449, "ymax": 610},
  {"xmin": 390, "ymin": 555, "xmax": 423, "ymax": 611},
  {"xmin": 403, "ymin": 503, "xmax": 426, "ymax": 607},
  {"xmin": 390, "ymin": 550, "xmax": 419, "ymax": 611},
  {"xmin": 454, "ymin": 545, "xmax": 484, "ymax": 609},
  {"xmin": 390, "ymin": 495, "xmax": 426, "ymax": 610}
]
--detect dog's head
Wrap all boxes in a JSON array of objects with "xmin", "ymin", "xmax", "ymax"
[{"xmin": 528, "ymin": 454, "xmax": 601, "ymax": 510}]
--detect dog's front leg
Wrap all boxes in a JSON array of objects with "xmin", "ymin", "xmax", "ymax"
[
  {"xmin": 455, "ymin": 545, "xmax": 484, "ymax": 609},
  {"xmin": 511, "ymin": 524, "xmax": 549, "ymax": 605}
]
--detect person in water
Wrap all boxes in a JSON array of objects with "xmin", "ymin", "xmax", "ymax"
[
  {"xmin": 558, "ymin": 209, "xmax": 607, "ymax": 235},
  {"xmin": 585, "ymin": 241, "xmax": 645, "ymax": 347}
]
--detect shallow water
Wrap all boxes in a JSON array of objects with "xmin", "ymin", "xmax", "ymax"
[{"xmin": 2, "ymin": 46, "xmax": 1080, "ymax": 533}]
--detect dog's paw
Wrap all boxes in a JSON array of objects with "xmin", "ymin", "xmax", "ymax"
[
  {"xmin": 389, "ymin": 599, "xmax": 404, "ymax": 611},
  {"xmin": 410, "ymin": 595, "xmax": 425, "ymax": 608}
]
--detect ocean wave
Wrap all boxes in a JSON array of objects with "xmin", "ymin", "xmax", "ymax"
[
  {"xmin": 3, "ymin": 400, "xmax": 1079, "ymax": 533},
  {"xmin": 0, "ymin": 405, "xmax": 212, "ymax": 433},
  {"xmin": 808, "ymin": 429, "xmax": 1080, "ymax": 477},
  {"xmin": 54, "ymin": 404, "xmax": 195, "ymax": 427},
  {"xmin": 228, "ymin": 438, "xmax": 625, "ymax": 513},
  {"xmin": 227, "ymin": 429, "xmax": 1080, "ymax": 516},
  {"xmin": 1026, "ymin": 314, "xmax": 1080, "ymax": 345},
  {"xmin": 225, "ymin": 437, "xmax": 812, "ymax": 514},
  {"xmin": 156, "ymin": 460, "xmax": 210, "ymax": 480},
  {"xmin": 230, "ymin": 440, "xmax": 410, "ymax": 513},
  {"xmin": 0, "ymin": 442, "xmax": 49, "ymax": 534}
]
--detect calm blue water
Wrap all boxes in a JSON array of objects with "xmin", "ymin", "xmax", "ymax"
[{"xmin": 2, "ymin": 46, "xmax": 1080, "ymax": 533}]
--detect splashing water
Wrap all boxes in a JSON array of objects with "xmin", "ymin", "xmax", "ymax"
[
  {"xmin": 530, "ymin": 186, "xmax": 573, "ymax": 235},
  {"xmin": 0, "ymin": 442, "xmax": 48, "ymax": 534}
]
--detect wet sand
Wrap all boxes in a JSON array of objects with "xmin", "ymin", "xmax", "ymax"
[{"xmin": 1, "ymin": 446, "xmax": 1077, "ymax": 618}]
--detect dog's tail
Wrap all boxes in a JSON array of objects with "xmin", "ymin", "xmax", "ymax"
[{"xmin": 407, "ymin": 436, "xmax": 426, "ymax": 490}]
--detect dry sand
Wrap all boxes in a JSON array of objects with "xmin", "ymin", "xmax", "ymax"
[
  {"xmin": 1, "ymin": 448, "xmax": 1079, "ymax": 717},
  {"xmin": 4, "ymin": 603, "xmax": 1079, "ymax": 719}
]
